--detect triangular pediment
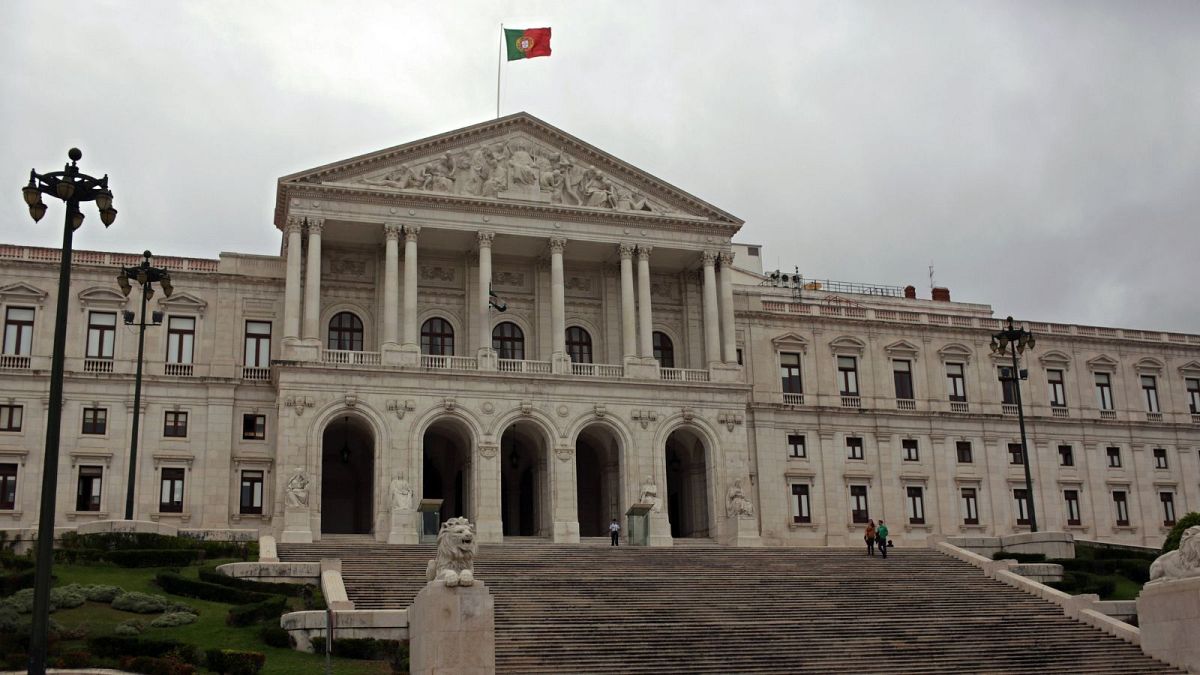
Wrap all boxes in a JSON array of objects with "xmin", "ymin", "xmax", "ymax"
[
  {"xmin": 1086, "ymin": 354, "xmax": 1118, "ymax": 370},
  {"xmin": 771, "ymin": 332, "xmax": 809, "ymax": 351},
  {"xmin": 277, "ymin": 113, "xmax": 740, "ymax": 225},
  {"xmin": 156, "ymin": 292, "xmax": 207, "ymax": 316},
  {"xmin": 0, "ymin": 281, "xmax": 48, "ymax": 305},
  {"xmin": 1178, "ymin": 360, "xmax": 1200, "ymax": 375},
  {"xmin": 884, "ymin": 339, "xmax": 921, "ymax": 358}
]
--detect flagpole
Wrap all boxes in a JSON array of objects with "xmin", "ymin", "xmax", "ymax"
[{"xmin": 496, "ymin": 23, "xmax": 503, "ymax": 118}]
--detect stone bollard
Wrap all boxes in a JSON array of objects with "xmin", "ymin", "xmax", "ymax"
[
  {"xmin": 408, "ymin": 579, "xmax": 495, "ymax": 674},
  {"xmin": 1138, "ymin": 577, "xmax": 1200, "ymax": 671}
]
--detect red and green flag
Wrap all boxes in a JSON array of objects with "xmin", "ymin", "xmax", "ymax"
[{"xmin": 505, "ymin": 27, "xmax": 552, "ymax": 61}]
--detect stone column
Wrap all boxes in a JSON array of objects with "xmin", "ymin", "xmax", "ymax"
[
  {"xmin": 301, "ymin": 218, "xmax": 324, "ymax": 346},
  {"xmin": 701, "ymin": 251, "xmax": 721, "ymax": 366},
  {"xmin": 382, "ymin": 223, "xmax": 401, "ymax": 350},
  {"xmin": 718, "ymin": 251, "xmax": 737, "ymax": 363},
  {"xmin": 282, "ymin": 217, "xmax": 304, "ymax": 344},
  {"xmin": 400, "ymin": 225, "xmax": 421, "ymax": 363},
  {"xmin": 549, "ymin": 238, "xmax": 569, "ymax": 373},
  {"xmin": 636, "ymin": 246, "xmax": 654, "ymax": 361},
  {"xmin": 475, "ymin": 443, "xmax": 503, "ymax": 542},
  {"xmin": 551, "ymin": 447, "xmax": 580, "ymax": 543},
  {"xmin": 477, "ymin": 231, "xmax": 496, "ymax": 367},
  {"xmin": 619, "ymin": 244, "xmax": 637, "ymax": 364}
]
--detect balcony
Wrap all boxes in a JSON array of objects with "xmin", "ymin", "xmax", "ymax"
[
  {"xmin": 1099, "ymin": 410, "xmax": 1117, "ymax": 420},
  {"xmin": 498, "ymin": 359, "xmax": 551, "ymax": 374},
  {"xmin": 1051, "ymin": 407, "xmax": 1070, "ymax": 418},
  {"xmin": 323, "ymin": 350, "xmax": 381, "ymax": 367},
  {"xmin": 164, "ymin": 363, "xmax": 193, "ymax": 377},
  {"xmin": 1192, "ymin": 414, "xmax": 1200, "ymax": 425},
  {"xmin": 896, "ymin": 399, "xmax": 915, "ymax": 411},
  {"xmin": 782, "ymin": 392, "xmax": 805, "ymax": 406},
  {"xmin": 83, "ymin": 358, "xmax": 114, "ymax": 374},
  {"xmin": 240, "ymin": 366, "xmax": 271, "ymax": 381},
  {"xmin": 571, "ymin": 362, "xmax": 625, "ymax": 378},
  {"xmin": 1002, "ymin": 404, "xmax": 1019, "ymax": 416},
  {"xmin": 840, "ymin": 395, "xmax": 861, "ymax": 409},
  {"xmin": 0, "ymin": 354, "xmax": 30, "ymax": 370},
  {"xmin": 950, "ymin": 402, "xmax": 970, "ymax": 413},
  {"xmin": 1146, "ymin": 411, "xmax": 1163, "ymax": 423},
  {"xmin": 661, "ymin": 368, "xmax": 710, "ymax": 383},
  {"xmin": 421, "ymin": 355, "xmax": 479, "ymax": 371}
]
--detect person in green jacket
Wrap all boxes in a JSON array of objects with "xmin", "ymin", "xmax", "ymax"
[{"xmin": 876, "ymin": 520, "xmax": 889, "ymax": 558}]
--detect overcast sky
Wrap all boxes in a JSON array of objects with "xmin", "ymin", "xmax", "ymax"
[{"xmin": 3, "ymin": 1, "xmax": 1198, "ymax": 332}]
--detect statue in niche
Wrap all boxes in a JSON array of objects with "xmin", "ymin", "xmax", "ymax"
[
  {"xmin": 362, "ymin": 164, "xmax": 421, "ymax": 190},
  {"xmin": 639, "ymin": 476, "xmax": 660, "ymax": 512},
  {"xmin": 285, "ymin": 467, "xmax": 310, "ymax": 509},
  {"xmin": 726, "ymin": 479, "xmax": 755, "ymax": 518},
  {"xmin": 389, "ymin": 472, "xmax": 414, "ymax": 513}
]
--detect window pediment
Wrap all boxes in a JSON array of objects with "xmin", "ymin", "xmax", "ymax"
[
  {"xmin": 884, "ymin": 339, "xmax": 920, "ymax": 359},
  {"xmin": 1133, "ymin": 357, "xmax": 1164, "ymax": 373},
  {"xmin": 157, "ymin": 292, "xmax": 207, "ymax": 317},
  {"xmin": 78, "ymin": 287, "xmax": 129, "ymax": 313},
  {"xmin": 829, "ymin": 335, "xmax": 866, "ymax": 356},
  {"xmin": 0, "ymin": 282, "xmax": 48, "ymax": 307},
  {"xmin": 771, "ymin": 332, "xmax": 809, "ymax": 352},
  {"xmin": 937, "ymin": 343, "xmax": 973, "ymax": 363},
  {"xmin": 1087, "ymin": 354, "xmax": 1118, "ymax": 371},
  {"xmin": 1178, "ymin": 360, "xmax": 1200, "ymax": 376},
  {"xmin": 1038, "ymin": 350, "xmax": 1072, "ymax": 371}
]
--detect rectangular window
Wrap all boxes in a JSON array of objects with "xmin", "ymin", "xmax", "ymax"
[
  {"xmin": 736, "ymin": 348, "xmax": 743, "ymax": 366},
  {"xmin": 1058, "ymin": 444, "xmax": 1074, "ymax": 467},
  {"xmin": 82, "ymin": 407, "xmax": 107, "ymax": 435},
  {"xmin": 86, "ymin": 311, "xmax": 117, "ymax": 359},
  {"xmin": 850, "ymin": 485, "xmax": 869, "ymax": 523},
  {"xmin": 837, "ymin": 356, "xmax": 859, "ymax": 396},
  {"xmin": 956, "ymin": 441, "xmax": 973, "ymax": 464},
  {"xmin": 76, "ymin": 466, "xmax": 103, "ymax": 512},
  {"xmin": 1047, "ymin": 369, "xmax": 1067, "ymax": 407},
  {"xmin": 779, "ymin": 352, "xmax": 803, "ymax": 394},
  {"xmin": 239, "ymin": 470, "xmax": 264, "ymax": 515},
  {"xmin": 0, "ymin": 405, "xmax": 22, "ymax": 432},
  {"xmin": 1113, "ymin": 491, "xmax": 1129, "ymax": 526},
  {"xmin": 164, "ymin": 411, "xmax": 188, "ymax": 438},
  {"xmin": 1095, "ymin": 373, "xmax": 1114, "ymax": 411},
  {"xmin": 946, "ymin": 363, "xmax": 967, "ymax": 402},
  {"xmin": 1008, "ymin": 443, "xmax": 1025, "ymax": 465},
  {"xmin": 242, "ymin": 414, "xmax": 266, "ymax": 441},
  {"xmin": 1107, "ymin": 446, "xmax": 1122, "ymax": 468},
  {"xmin": 846, "ymin": 436, "xmax": 864, "ymax": 460},
  {"xmin": 1153, "ymin": 448, "xmax": 1168, "ymax": 469},
  {"xmin": 1064, "ymin": 490, "xmax": 1081, "ymax": 526},
  {"xmin": 1187, "ymin": 377, "xmax": 1200, "ymax": 414},
  {"xmin": 2, "ymin": 307, "xmax": 34, "ymax": 356},
  {"xmin": 0, "ymin": 463, "xmax": 16, "ymax": 510},
  {"xmin": 902, "ymin": 439, "xmax": 919, "ymax": 462},
  {"xmin": 961, "ymin": 487, "xmax": 979, "ymax": 525},
  {"xmin": 787, "ymin": 434, "xmax": 806, "ymax": 459},
  {"xmin": 166, "ymin": 316, "xmax": 196, "ymax": 364},
  {"xmin": 1014, "ymin": 489, "xmax": 1030, "ymax": 525},
  {"xmin": 906, "ymin": 486, "xmax": 925, "ymax": 524},
  {"xmin": 893, "ymin": 359, "xmax": 914, "ymax": 400},
  {"xmin": 159, "ymin": 468, "xmax": 185, "ymax": 513},
  {"xmin": 1141, "ymin": 375, "xmax": 1160, "ymax": 413},
  {"xmin": 791, "ymin": 484, "xmax": 811, "ymax": 523},
  {"xmin": 1000, "ymin": 367, "xmax": 1019, "ymax": 405},
  {"xmin": 244, "ymin": 321, "xmax": 271, "ymax": 368},
  {"xmin": 1161, "ymin": 492, "xmax": 1176, "ymax": 526}
]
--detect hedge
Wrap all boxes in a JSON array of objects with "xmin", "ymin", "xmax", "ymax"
[
  {"xmin": 309, "ymin": 637, "xmax": 404, "ymax": 661},
  {"xmin": 106, "ymin": 549, "xmax": 203, "ymax": 568},
  {"xmin": 198, "ymin": 565, "xmax": 309, "ymax": 597},
  {"xmin": 88, "ymin": 635, "xmax": 194, "ymax": 660},
  {"xmin": 226, "ymin": 595, "xmax": 288, "ymax": 627},
  {"xmin": 61, "ymin": 532, "xmax": 192, "ymax": 551},
  {"xmin": 258, "ymin": 621, "xmax": 291, "ymax": 649},
  {"xmin": 1049, "ymin": 571, "xmax": 1117, "ymax": 598},
  {"xmin": 53, "ymin": 548, "xmax": 106, "ymax": 565},
  {"xmin": 204, "ymin": 649, "xmax": 266, "ymax": 674},
  {"xmin": 991, "ymin": 551, "xmax": 1046, "ymax": 564},
  {"xmin": 120, "ymin": 655, "xmax": 197, "ymax": 675},
  {"xmin": 1, "ymin": 568, "xmax": 36, "ymax": 595},
  {"xmin": 155, "ymin": 571, "xmax": 273, "ymax": 605},
  {"xmin": 1163, "ymin": 512, "xmax": 1200, "ymax": 553},
  {"xmin": 1052, "ymin": 557, "xmax": 1151, "ymax": 583}
]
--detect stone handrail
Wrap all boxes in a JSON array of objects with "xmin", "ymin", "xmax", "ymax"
[{"xmin": 320, "ymin": 558, "xmax": 354, "ymax": 611}]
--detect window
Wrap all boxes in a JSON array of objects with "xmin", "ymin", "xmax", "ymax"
[
  {"xmin": 1008, "ymin": 443, "xmax": 1024, "ymax": 465},
  {"xmin": 1000, "ymin": 368, "xmax": 1018, "ymax": 405},
  {"xmin": 1047, "ymin": 369, "xmax": 1067, "ymax": 408},
  {"xmin": 850, "ymin": 485, "xmax": 869, "ymax": 523},
  {"xmin": 166, "ymin": 316, "xmax": 196, "ymax": 364},
  {"xmin": 652, "ymin": 331, "xmax": 674, "ymax": 369},
  {"xmin": 1106, "ymin": 446, "xmax": 1122, "ymax": 468},
  {"xmin": 420, "ymin": 317, "xmax": 455, "ymax": 356},
  {"xmin": 846, "ymin": 436, "xmax": 864, "ymax": 460},
  {"xmin": 893, "ymin": 360, "xmax": 914, "ymax": 400},
  {"xmin": 946, "ymin": 363, "xmax": 967, "ymax": 401},
  {"xmin": 0, "ymin": 463, "xmax": 15, "ymax": 510},
  {"xmin": 902, "ymin": 439, "xmax": 919, "ymax": 462},
  {"xmin": 736, "ymin": 348, "xmax": 743, "ymax": 366},
  {"xmin": 492, "ymin": 322, "xmax": 525, "ymax": 360},
  {"xmin": 779, "ymin": 352, "xmax": 802, "ymax": 394},
  {"xmin": 1064, "ymin": 490, "xmax": 1081, "ymax": 526},
  {"xmin": 327, "ymin": 312, "xmax": 363, "ymax": 351},
  {"xmin": 1095, "ymin": 372, "xmax": 1114, "ymax": 411},
  {"xmin": 1013, "ymin": 489, "xmax": 1030, "ymax": 526},
  {"xmin": 787, "ymin": 434, "xmax": 806, "ymax": 459},
  {"xmin": 244, "ymin": 321, "xmax": 271, "ymax": 367},
  {"xmin": 1153, "ymin": 448, "xmax": 1168, "ymax": 469},
  {"xmin": 76, "ymin": 466, "xmax": 102, "ymax": 512},
  {"xmin": 1058, "ymin": 444, "xmax": 1074, "ymax": 467},
  {"xmin": 159, "ymin": 468, "xmax": 185, "ymax": 513},
  {"xmin": 164, "ymin": 411, "xmax": 188, "ymax": 438},
  {"xmin": 565, "ymin": 326, "xmax": 592, "ymax": 364},
  {"xmin": 1187, "ymin": 377, "xmax": 1200, "ymax": 414},
  {"xmin": 791, "ymin": 484, "xmax": 811, "ymax": 523},
  {"xmin": 906, "ymin": 486, "xmax": 925, "ymax": 524},
  {"xmin": 82, "ymin": 407, "xmax": 107, "ymax": 435},
  {"xmin": 961, "ymin": 488, "xmax": 979, "ymax": 525},
  {"xmin": 86, "ymin": 311, "xmax": 116, "ymax": 359},
  {"xmin": 1141, "ymin": 375, "xmax": 1160, "ymax": 413},
  {"xmin": 2, "ymin": 307, "xmax": 34, "ymax": 356},
  {"xmin": 0, "ymin": 405, "xmax": 22, "ymax": 432},
  {"xmin": 837, "ymin": 356, "xmax": 859, "ymax": 396},
  {"xmin": 239, "ymin": 470, "xmax": 264, "ymax": 515},
  {"xmin": 1161, "ymin": 492, "xmax": 1176, "ymax": 526},
  {"xmin": 1113, "ymin": 491, "xmax": 1129, "ymax": 526},
  {"xmin": 242, "ymin": 414, "xmax": 266, "ymax": 440},
  {"xmin": 956, "ymin": 441, "xmax": 973, "ymax": 464}
]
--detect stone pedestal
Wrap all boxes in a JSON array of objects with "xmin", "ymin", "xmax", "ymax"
[
  {"xmin": 624, "ymin": 360, "xmax": 661, "ymax": 380},
  {"xmin": 388, "ymin": 510, "xmax": 419, "ymax": 545},
  {"xmin": 551, "ymin": 352, "xmax": 572, "ymax": 375},
  {"xmin": 648, "ymin": 510, "xmax": 673, "ymax": 547},
  {"xmin": 398, "ymin": 344, "xmax": 421, "ymax": 367},
  {"xmin": 552, "ymin": 520, "xmax": 579, "ymax": 543},
  {"xmin": 281, "ymin": 509, "xmax": 313, "ymax": 544},
  {"xmin": 1138, "ymin": 577, "xmax": 1200, "ymax": 672},
  {"xmin": 724, "ymin": 514, "xmax": 763, "ymax": 547},
  {"xmin": 290, "ymin": 341, "xmax": 320, "ymax": 363},
  {"xmin": 380, "ymin": 343, "xmax": 404, "ymax": 366},
  {"xmin": 409, "ymin": 581, "xmax": 496, "ymax": 675},
  {"xmin": 709, "ymin": 363, "xmax": 743, "ymax": 383}
]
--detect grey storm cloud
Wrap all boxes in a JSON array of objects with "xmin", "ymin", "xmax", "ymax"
[{"xmin": 2, "ymin": 0, "xmax": 1197, "ymax": 331}]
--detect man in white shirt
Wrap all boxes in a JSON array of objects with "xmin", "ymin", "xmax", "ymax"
[{"xmin": 609, "ymin": 519, "xmax": 621, "ymax": 546}]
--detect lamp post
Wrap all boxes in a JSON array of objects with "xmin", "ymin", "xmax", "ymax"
[
  {"xmin": 991, "ymin": 315, "xmax": 1038, "ymax": 533},
  {"xmin": 116, "ymin": 251, "xmax": 172, "ymax": 520},
  {"xmin": 21, "ymin": 148, "xmax": 117, "ymax": 675}
]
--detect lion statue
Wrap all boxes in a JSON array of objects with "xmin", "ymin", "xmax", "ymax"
[
  {"xmin": 425, "ymin": 517, "xmax": 477, "ymax": 587},
  {"xmin": 1149, "ymin": 526, "xmax": 1200, "ymax": 584}
]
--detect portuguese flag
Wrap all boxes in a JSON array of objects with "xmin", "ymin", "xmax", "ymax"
[{"xmin": 505, "ymin": 27, "xmax": 552, "ymax": 61}]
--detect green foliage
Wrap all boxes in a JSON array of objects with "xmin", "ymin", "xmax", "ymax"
[
  {"xmin": 155, "ymin": 571, "xmax": 273, "ymax": 605},
  {"xmin": 61, "ymin": 532, "xmax": 192, "ymax": 551},
  {"xmin": 151, "ymin": 611, "xmax": 199, "ymax": 628},
  {"xmin": 226, "ymin": 595, "xmax": 287, "ymax": 627},
  {"xmin": 116, "ymin": 619, "xmax": 148, "ymax": 636},
  {"xmin": 205, "ymin": 648, "xmax": 266, "ymax": 674},
  {"xmin": 0, "ymin": 568, "xmax": 36, "ymax": 596},
  {"xmin": 197, "ymin": 565, "xmax": 310, "ymax": 597},
  {"xmin": 1162, "ymin": 512, "xmax": 1200, "ymax": 553},
  {"xmin": 83, "ymin": 583, "xmax": 124, "ymax": 602},
  {"xmin": 991, "ymin": 551, "xmax": 1046, "ymax": 563},
  {"xmin": 106, "ymin": 549, "xmax": 202, "ymax": 568},
  {"xmin": 0, "ymin": 553, "xmax": 34, "ymax": 570},
  {"xmin": 1052, "ymin": 557, "xmax": 1151, "ymax": 584},
  {"xmin": 57, "ymin": 649, "xmax": 92, "ymax": 668},
  {"xmin": 1049, "ymin": 570, "xmax": 1118, "ymax": 598},
  {"xmin": 119, "ymin": 654, "xmax": 197, "ymax": 675},
  {"xmin": 51, "ymin": 585, "xmax": 87, "ymax": 609},
  {"xmin": 53, "ymin": 548, "xmax": 106, "ymax": 565},
  {"xmin": 88, "ymin": 634, "xmax": 187, "ymax": 659},
  {"xmin": 310, "ymin": 637, "xmax": 405, "ymax": 661},
  {"xmin": 257, "ymin": 621, "xmax": 291, "ymax": 648},
  {"xmin": 111, "ymin": 591, "xmax": 193, "ymax": 615}
]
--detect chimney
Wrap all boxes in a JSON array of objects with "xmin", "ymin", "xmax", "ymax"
[
  {"xmin": 931, "ymin": 287, "xmax": 951, "ymax": 302},
  {"xmin": 904, "ymin": 285, "xmax": 917, "ymax": 299}
]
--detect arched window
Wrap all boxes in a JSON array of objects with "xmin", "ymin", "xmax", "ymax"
[
  {"xmin": 492, "ymin": 322, "xmax": 525, "ymax": 360},
  {"xmin": 420, "ymin": 317, "xmax": 455, "ymax": 356},
  {"xmin": 653, "ymin": 331, "xmax": 674, "ymax": 369},
  {"xmin": 327, "ymin": 312, "xmax": 363, "ymax": 351},
  {"xmin": 566, "ymin": 326, "xmax": 592, "ymax": 364}
]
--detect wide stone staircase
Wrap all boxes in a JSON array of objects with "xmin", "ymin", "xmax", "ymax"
[{"xmin": 279, "ymin": 540, "xmax": 1179, "ymax": 673}]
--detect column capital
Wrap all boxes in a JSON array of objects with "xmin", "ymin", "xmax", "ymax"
[
  {"xmin": 383, "ymin": 223, "xmax": 402, "ymax": 240},
  {"xmin": 637, "ymin": 245, "xmax": 653, "ymax": 260},
  {"xmin": 548, "ymin": 237, "xmax": 567, "ymax": 254},
  {"xmin": 718, "ymin": 251, "xmax": 734, "ymax": 266},
  {"xmin": 403, "ymin": 224, "xmax": 421, "ymax": 242},
  {"xmin": 618, "ymin": 243, "xmax": 637, "ymax": 260},
  {"xmin": 700, "ymin": 250, "xmax": 718, "ymax": 266},
  {"xmin": 306, "ymin": 217, "xmax": 325, "ymax": 235},
  {"xmin": 285, "ymin": 216, "xmax": 305, "ymax": 235},
  {"xmin": 477, "ymin": 230, "xmax": 495, "ymax": 248}
]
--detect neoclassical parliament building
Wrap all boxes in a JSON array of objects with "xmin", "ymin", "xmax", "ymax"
[{"xmin": 1, "ymin": 114, "xmax": 1197, "ymax": 548}]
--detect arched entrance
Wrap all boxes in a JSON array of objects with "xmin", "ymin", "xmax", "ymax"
[
  {"xmin": 576, "ymin": 424, "xmax": 622, "ymax": 537},
  {"xmin": 500, "ymin": 421, "xmax": 550, "ymax": 537},
  {"xmin": 665, "ymin": 427, "xmax": 710, "ymax": 539},
  {"xmin": 422, "ymin": 418, "xmax": 472, "ymax": 523},
  {"xmin": 320, "ymin": 415, "xmax": 375, "ymax": 534}
]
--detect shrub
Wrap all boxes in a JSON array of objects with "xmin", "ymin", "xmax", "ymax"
[
  {"xmin": 198, "ymin": 566, "xmax": 309, "ymax": 597},
  {"xmin": 1, "ymin": 568, "xmax": 36, "ymax": 596},
  {"xmin": 0, "ymin": 605, "xmax": 22, "ymax": 631},
  {"xmin": 60, "ymin": 650, "xmax": 92, "ymax": 668},
  {"xmin": 89, "ymin": 635, "xmax": 185, "ymax": 659},
  {"xmin": 310, "ymin": 637, "xmax": 404, "ymax": 660},
  {"xmin": 991, "ymin": 551, "xmax": 1046, "ymax": 563},
  {"xmin": 226, "ymin": 595, "xmax": 287, "ymax": 627},
  {"xmin": 53, "ymin": 548, "xmax": 106, "ymax": 565},
  {"xmin": 120, "ymin": 654, "xmax": 197, "ymax": 675},
  {"xmin": 83, "ymin": 584, "xmax": 124, "ymax": 602},
  {"xmin": 205, "ymin": 648, "xmax": 266, "ymax": 674},
  {"xmin": 63, "ymin": 532, "xmax": 191, "ymax": 551},
  {"xmin": 106, "ymin": 549, "xmax": 201, "ymax": 568},
  {"xmin": 257, "ymin": 621, "xmax": 291, "ymax": 648},
  {"xmin": 1163, "ymin": 512, "xmax": 1200, "ymax": 553},
  {"xmin": 196, "ymin": 541, "xmax": 253, "ymax": 561},
  {"xmin": 151, "ymin": 611, "xmax": 198, "ymax": 628},
  {"xmin": 155, "ymin": 571, "xmax": 272, "ymax": 604},
  {"xmin": 112, "ymin": 591, "xmax": 177, "ymax": 614},
  {"xmin": 51, "ymin": 585, "xmax": 86, "ymax": 609},
  {"xmin": 115, "ymin": 619, "xmax": 147, "ymax": 636}
]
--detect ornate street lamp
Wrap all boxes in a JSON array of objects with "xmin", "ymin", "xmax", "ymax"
[
  {"xmin": 991, "ymin": 316, "xmax": 1038, "ymax": 532},
  {"xmin": 21, "ymin": 148, "xmax": 117, "ymax": 675},
  {"xmin": 116, "ymin": 251, "xmax": 172, "ymax": 520}
]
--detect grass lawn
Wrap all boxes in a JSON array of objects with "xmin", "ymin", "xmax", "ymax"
[
  {"xmin": 1108, "ymin": 576, "xmax": 1143, "ymax": 601},
  {"xmin": 46, "ymin": 561, "xmax": 391, "ymax": 674}
]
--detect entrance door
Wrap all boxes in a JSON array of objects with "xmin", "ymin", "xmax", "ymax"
[
  {"xmin": 665, "ymin": 428, "xmax": 710, "ymax": 538},
  {"xmin": 320, "ymin": 415, "xmax": 374, "ymax": 534}
]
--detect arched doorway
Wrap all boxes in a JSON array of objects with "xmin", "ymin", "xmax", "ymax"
[
  {"xmin": 320, "ymin": 415, "xmax": 375, "ymax": 534},
  {"xmin": 500, "ymin": 421, "xmax": 550, "ymax": 537},
  {"xmin": 576, "ymin": 424, "xmax": 622, "ymax": 537},
  {"xmin": 422, "ymin": 418, "xmax": 472, "ymax": 523},
  {"xmin": 665, "ymin": 427, "xmax": 710, "ymax": 538}
]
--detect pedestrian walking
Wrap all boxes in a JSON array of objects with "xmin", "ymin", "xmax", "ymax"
[
  {"xmin": 877, "ymin": 520, "xmax": 889, "ymax": 558},
  {"xmin": 609, "ymin": 518, "xmax": 621, "ymax": 546},
  {"xmin": 864, "ymin": 519, "xmax": 876, "ymax": 556}
]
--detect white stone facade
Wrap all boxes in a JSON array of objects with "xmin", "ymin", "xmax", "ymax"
[{"xmin": 0, "ymin": 113, "xmax": 1197, "ymax": 548}]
